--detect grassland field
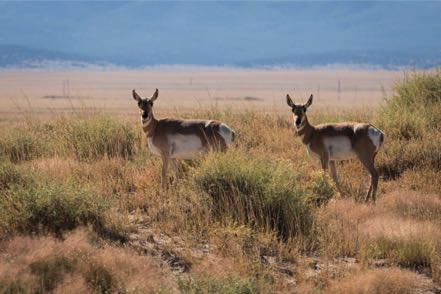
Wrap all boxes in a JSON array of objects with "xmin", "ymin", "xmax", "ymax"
[{"xmin": 0, "ymin": 68, "xmax": 440, "ymax": 293}]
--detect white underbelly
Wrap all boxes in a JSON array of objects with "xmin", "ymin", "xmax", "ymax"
[
  {"xmin": 323, "ymin": 136, "xmax": 357, "ymax": 160},
  {"xmin": 168, "ymin": 134, "xmax": 205, "ymax": 159}
]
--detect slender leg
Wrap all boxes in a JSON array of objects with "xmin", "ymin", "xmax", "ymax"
[
  {"xmin": 172, "ymin": 159, "xmax": 179, "ymax": 181},
  {"xmin": 320, "ymin": 152, "xmax": 329, "ymax": 170},
  {"xmin": 358, "ymin": 153, "xmax": 379, "ymax": 202},
  {"xmin": 329, "ymin": 160, "xmax": 342, "ymax": 194},
  {"xmin": 161, "ymin": 156, "xmax": 169, "ymax": 189},
  {"xmin": 370, "ymin": 153, "xmax": 379, "ymax": 202}
]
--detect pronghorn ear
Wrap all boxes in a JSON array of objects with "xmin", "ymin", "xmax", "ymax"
[
  {"xmin": 151, "ymin": 88, "xmax": 159, "ymax": 102},
  {"xmin": 132, "ymin": 89, "xmax": 142, "ymax": 102},
  {"xmin": 286, "ymin": 94, "xmax": 295, "ymax": 108},
  {"xmin": 304, "ymin": 94, "xmax": 313, "ymax": 109}
]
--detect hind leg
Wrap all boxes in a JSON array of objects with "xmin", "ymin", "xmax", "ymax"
[{"xmin": 358, "ymin": 151, "xmax": 379, "ymax": 202}]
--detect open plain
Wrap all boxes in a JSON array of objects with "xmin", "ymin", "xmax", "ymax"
[
  {"xmin": 0, "ymin": 68, "xmax": 440, "ymax": 293},
  {"xmin": 0, "ymin": 68, "xmax": 400, "ymax": 116}
]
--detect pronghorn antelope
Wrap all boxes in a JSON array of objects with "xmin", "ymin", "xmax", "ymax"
[
  {"xmin": 286, "ymin": 93, "xmax": 385, "ymax": 202},
  {"xmin": 133, "ymin": 88, "xmax": 235, "ymax": 188}
]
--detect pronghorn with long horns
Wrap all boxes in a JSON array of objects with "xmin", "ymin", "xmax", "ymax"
[
  {"xmin": 286, "ymin": 93, "xmax": 384, "ymax": 202},
  {"xmin": 133, "ymin": 88, "xmax": 235, "ymax": 188}
]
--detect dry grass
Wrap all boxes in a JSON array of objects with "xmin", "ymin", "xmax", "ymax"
[
  {"xmin": 0, "ymin": 69, "xmax": 441, "ymax": 292},
  {"xmin": 327, "ymin": 267, "xmax": 434, "ymax": 294},
  {"xmin": 0, "ymin": 229, "xmax": 174, "ymax": 293}
]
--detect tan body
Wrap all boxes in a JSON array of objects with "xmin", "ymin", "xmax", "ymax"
[
  {"xmin": 287, "ymin": 94, "xmax": 384, "ymax": 201},
  {"xmin": 134, "ymin": 89, "xmax": 235, "ymax": 188}
]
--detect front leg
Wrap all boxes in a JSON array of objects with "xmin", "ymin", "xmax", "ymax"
[
  {"xmin": 161, "ymin": 156, "xmax": 169, "ymax": 189},
  {"xmin": 320, "ymin": 151, "xmax": 329, "ymax": 170},
  {"xmin": 329, "ymin": 160, "xmax": 342, "ymax": 194}
]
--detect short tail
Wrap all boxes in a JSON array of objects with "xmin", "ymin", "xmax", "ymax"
[{"xmin": 379, "ymin": 131, "xmax": 385, "ymax": 149}]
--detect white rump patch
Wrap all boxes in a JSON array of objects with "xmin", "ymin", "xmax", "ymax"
[
  {"xmin": 368, "ymin": 126, "xmax": 384, "ymax": 151},
  {"xmin": 218, "ymin": 123, "xmax": 234, "ymax": 146},
  {"xmin": 147, "ymin": 138, "xmax": 161, "ymax": 156},
  {"xmin": 168, "ymin": 134, "xmax": 204, "ymax": 159},
  {"xmin": 353, "ymin": 123, "xmax": 365, "ymax": 133},
  {"xmin": 323, "ymin": 136, "xmax": 356, "ymax": 160},
  {"xmin": 205, "ymin": 120, "xmax": 213, "ymax": 128}
]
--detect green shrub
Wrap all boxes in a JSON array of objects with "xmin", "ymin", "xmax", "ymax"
[
  {"xmin": 178, "ymin": 277, "xmax": 257, "ymax": 294},
  {"xmin": 1, "ymin": 183, "xmax": 109, "ymax": 236},
  {"xmin": 66, "ymin": 117, "xmax": 137, "ymax": 161},
  {"xmin": 378, "ymin": 70, "xmax": 441, "ymax": 140},
  {"xmin": 192, "ymin": 151, "xmax": 312, "ymax": 239}
]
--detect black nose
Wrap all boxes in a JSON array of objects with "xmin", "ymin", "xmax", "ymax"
[{"xmin": 296, "ymin": 118, "xmax": 301, "ymax": 125}]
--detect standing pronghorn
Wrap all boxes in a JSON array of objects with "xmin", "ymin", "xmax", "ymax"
[
  {"xmin": 133, "ymin": 88, "xmax": 235, "ymax": 188},
  {"xmin": 286, "ymin": 93, "xmax": 384, "ymax": 202}
]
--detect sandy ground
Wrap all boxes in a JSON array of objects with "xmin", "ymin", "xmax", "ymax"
[{"xmin": 0, "ymin": 68, "xmax": 402, "ymax": 118}]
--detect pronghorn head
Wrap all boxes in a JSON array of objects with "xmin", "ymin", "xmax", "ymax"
[
  {"xmin": 132, "ymin": 88, "xmax": 158, "ymax": 119},
  {"xmin": 286, "ymin": 93, "xmax": 313, "ymax": 129}
]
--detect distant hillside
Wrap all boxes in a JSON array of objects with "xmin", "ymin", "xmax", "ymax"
[{"xmin": 1, "ymin": 2, "xmax": 441, "ymax": 69}]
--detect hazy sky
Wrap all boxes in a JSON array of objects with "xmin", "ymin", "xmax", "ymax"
[{"xmin": 1, "ymin": 2, "xmax": 440, "ymax": 66}]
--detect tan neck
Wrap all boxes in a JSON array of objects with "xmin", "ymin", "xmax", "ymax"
[
  {"xmin": 142, "ymin": 112, "xmax": 158, "ymax": 138},
  {"xmin": 296, "ymin": 116, "xmax": 314, "ymax": 145}
]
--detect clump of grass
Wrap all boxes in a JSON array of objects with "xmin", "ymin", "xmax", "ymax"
[
  {"xmin": 378, "ymin": 70, "xmax": 441, "ymax": 140},
  {"xmin": 0, "ymin": 160, "xmax": 25, "ymax": 190},
  {"xmin": 375, "ymin": 70, "xmax": 441, "ymax": 179},
  {"xmin": 192, "ymin": 151, "xmax": 312, "ymax": 239},
  {"xmin": 178, "ymin": 276, "xmax": 257, "ymax": 294},
  {"xmin": 0, "ymin": 181, "xmax": 117, "ymax": 239},
  {"xmin": 0, "ymin": 128, "xmax": 48, "ymax": 162},
  {"xmin": 66, "ymin": 117, "xmax": 137, "ymax": 161},
  {"xmin": 307, "ymin": 171, "xmax": 335, "ymax": 206}
]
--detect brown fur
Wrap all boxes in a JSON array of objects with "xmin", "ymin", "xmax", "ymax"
[
  {"xmin": 287, "ymin": 93, "xmax": 384, "ymax": 202},
  {"xmin": 133, "ymin": 89, "xmax": 234, "ymax": 188},
  {"xmin": 146, "ymin": 119, "xmax": 228, "ymax": 155}
]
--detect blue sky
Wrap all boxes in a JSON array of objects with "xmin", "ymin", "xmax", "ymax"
[{"xmin": 1, "ymin": 2, "xmax": 440, "ymax": 66}]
